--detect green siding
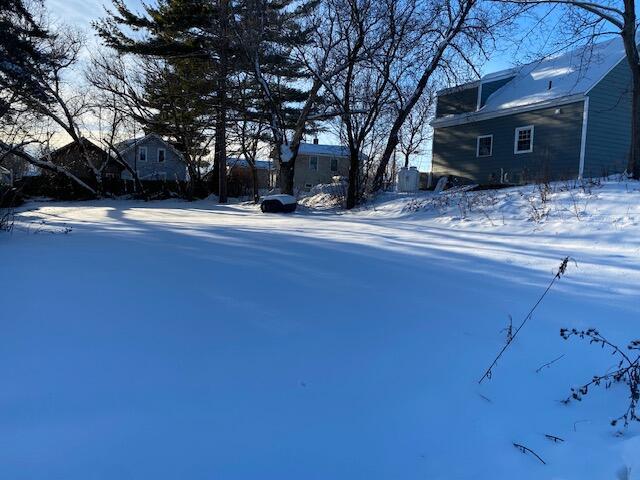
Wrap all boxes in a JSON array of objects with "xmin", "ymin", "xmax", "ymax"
[
  {"xmin": 584, "ymin": 59, "xmax": 631, "ymax": 177},
  {"xmin": 436, "ymin": 86, "xmax": 478, "ymax": 117},
  {"xmin": 432, "ymin": 101, "xmax": 584, "ymax": 184},
  {"xmin": 480, "ymin": 77, "xmax": 514, "ymax": 108}
]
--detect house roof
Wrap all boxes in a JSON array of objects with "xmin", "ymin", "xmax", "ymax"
[
  {"xmin": 116, "ymin": 133, "xmax": 184, "ymax": 159},
  {"xmin": 432, "ymin": 37, "xmax": 626, "ymax": 127},
  {"xmin": 228, "ymin": 157, "xmax": 271, "ymax": 170},
  {"xmin": 298, "ymin": 142, "xmax": 351, "ymax": 157},
  {"xmin": 48, "ymin": 137, "xmax": 107, "ymax": 157}
]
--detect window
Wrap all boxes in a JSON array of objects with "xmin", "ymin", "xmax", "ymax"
[
  {"xmin": 139, "ymin": 147, "xmax": 147, "ymax": 162},
  {"xmin": 330, "ymin": 157, "xmax": 338, "ymax": 172},
  {"xmin": 157, "ymin": 148, "xmax": 166, "ymax": 163},
  {"xmin": 514, "ymin": 126, "xmax": 534, "ymax": 154},
  {"xmin": 309, "ymin": 156, "xmax": 318, "ymax": 171},
  {"xmin": 476, "ymin": 135, "xmax": 493, "ymax": 157}
]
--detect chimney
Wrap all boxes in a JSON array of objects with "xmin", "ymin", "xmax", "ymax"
[{"xmin": 313, "ymin": 138, "xmax": 319, "ymax": 145}]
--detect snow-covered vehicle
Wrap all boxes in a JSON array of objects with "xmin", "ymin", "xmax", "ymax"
[{"xmin": 260, "ymin": 194, "xmax": 298, "ymax": 213}]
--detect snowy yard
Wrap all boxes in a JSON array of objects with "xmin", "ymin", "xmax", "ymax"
[{"xmin": 2, "ymin": 180, "xmax": 640, "ymax": 479}]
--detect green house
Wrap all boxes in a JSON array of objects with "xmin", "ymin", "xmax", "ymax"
[{"xmin": 431, "ymin": 38, "xmax": 631, "ymax": 185}]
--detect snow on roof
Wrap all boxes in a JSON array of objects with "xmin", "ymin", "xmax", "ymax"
[
  {"xmin": 298, "ymin": 142, "xmax": 351, "ymax": 157},
  {"xmin": 480, "ymin": 67, "xmax": 518, "ymax": 83},
  {"xmin": 481, "ymin": 38, "xmax": 625, "ymax": 113},
  {"xmin": 434, "ymin": 37, "xmax": 626, "ymax": 126},
  {"xmin": 228, "ymin": 157, "xmax": 271, "ymax": 170}
]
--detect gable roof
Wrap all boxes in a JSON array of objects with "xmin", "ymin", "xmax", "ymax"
[
  {"xmin": 116, "ymin": 133, "xmax": 184, "ymax": 159},
  {"xmin": 48, "ymin": 137, "xmax": 107, "ymax": 158},
  {"xmin": 433, "ymin": 37, "xmax": 626, "ymax": 127},
  {"xmin": 228, "ymin": 157, "xmax": 271, "ymax": 170},
  {"xmin": 298, "ymin": 142, "xmax": 351, "ymax": 157}
]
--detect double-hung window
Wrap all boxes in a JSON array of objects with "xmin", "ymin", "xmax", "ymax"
[
  {"xmin": 309, "ymin": 156, "xmax": 318, "ymax": 171},
  {"xmin": 514, "ymin": 126, "xmax": 534, "ymax": 154},
  {"xmin": 476, "ymin": 135, "xmax": 493, "ymax": 157},
  {"xmin": 158, "ymin": 148, "xmax": 166, "ymax": 163},
  {"xmin": 330, "ymin": 157, "xmax": 338, "ymax": 172},
  {"xmin": 139, "ymin": 146, "xmax": 147, "ymax": 162}
]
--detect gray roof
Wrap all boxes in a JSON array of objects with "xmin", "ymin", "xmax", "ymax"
[
  {"xmin": 298, "ymin": 142, "xmax": 351, "ymax": 157},
  {"xmin": 433, "ymin": 37, "xmax": 626, "ymax": 127},
  {"xmin": 228, "ymin": 157, "xmax": 271, "ymax": 170},
  {"xmin": 116, "ymin": 133, "xmax": 184, "ymax": 158}
]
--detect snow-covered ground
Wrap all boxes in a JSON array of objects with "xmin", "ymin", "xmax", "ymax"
[{"xmin": 1, "ymin": 179, "xmax": 639, "ymax": 479}]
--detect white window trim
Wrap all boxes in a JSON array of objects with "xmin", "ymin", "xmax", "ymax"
[
  {"xmin": 514, "ymin": 125, "xmax": 534, "ymax": 154},
  {"xmin": 139, "ymin": 146, "xmax": 147, "ymax": 162},
  {"xmin": 578, "ymin": 97, "xmax": 589, "ymax": 179},
  {"xmin": 157, "ymin": 148, "xmax": 166, "ymax": 163},
  {"xmin": 309, "ymin": 156, "xmax": 318, "ymax": 171},
  {"xmin": 476, "ymin": 134, "xmax": 493, "ymax": 157}
]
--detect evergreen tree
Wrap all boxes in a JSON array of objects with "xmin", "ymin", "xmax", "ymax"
[
  {"xmin": 97, "ymin": 0, "xmax": 317, "ymax": 199},
  {"xmin": 0, "ymin": 0, "xmax": 52, "ymax": 118},
  {"xmin": 97, "ymin": 0, "xmax": 242, "ymax": 202},
  {"xmin": 234, "ymin": 0, "xmax": 323, "ymax": 194},
  {"xmin": 139, "ymin": 57, "xmax": 217, "ymax": 193}
]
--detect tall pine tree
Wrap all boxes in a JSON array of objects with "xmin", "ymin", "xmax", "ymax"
[
  {"xmin": 0, "ymin": 0, "xmax": 52, "ymax": 119},
  {"xmin": 97, "ymin": 0, "xmax": 242, "ymax": 202}
]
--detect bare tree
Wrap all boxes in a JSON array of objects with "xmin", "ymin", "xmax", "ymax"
[
  {"xmin": 86, "ymin": 52, "xmax": 215, "ymax": 196},
  {"xmin": 8, "ymin": 25, "xmax": 117, "ymax": 196},
  {"xmin": 235, "ymin": 0, "xmax": 358, "ymax": 195},
  {"xmin": 398, "ymin": 93, "xmax": 434, "ymax": 168},
  {"xmin": 371, "ymin": 0, "xmax": 499, "ymax": 192},
  {"xmin": 320, "ymin": 0, "xmax": 423, "ymax": 208}
]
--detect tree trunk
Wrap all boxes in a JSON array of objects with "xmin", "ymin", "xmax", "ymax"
[
  {"xmin": 215, "ymin": 105, "xmax": 227, "ymax": 203},
  {"xmin": 279, "ymin": 160, "xmax": 295, "ymax": 194},
  {"xmin": 346, "ymin": 149, "xmax": 360, "ymax": 209},
  {"xmin": 250, "ymin": 164, "xmax": 259, "ymax": 203},
  {"xmin": 216, "ymin": 0, "xmax": 230, "ymax": 203}
]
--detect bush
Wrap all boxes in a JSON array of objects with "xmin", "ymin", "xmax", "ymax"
[{"xmin": 560, "ymin": 328, "xmax": 640, "ymax": 427}]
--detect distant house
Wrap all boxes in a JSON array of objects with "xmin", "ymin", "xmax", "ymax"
[
  {"xmin": 44, "ymin": 138, "xmax": 123, "ymax": 184},
  {"xmin": 116, "ymin": 133, "xmax": 187, "ymax": 182},
  {"xmin": 227, "ymin": 157, "xmax": 271, "ymax": 193},
  {"xmin": 431, "ymin": 38, "xmax": 632, "ymax": 185},
  {"xmin": 272, "ymin": 140, "xmax": 353, "ymax": 192}
]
